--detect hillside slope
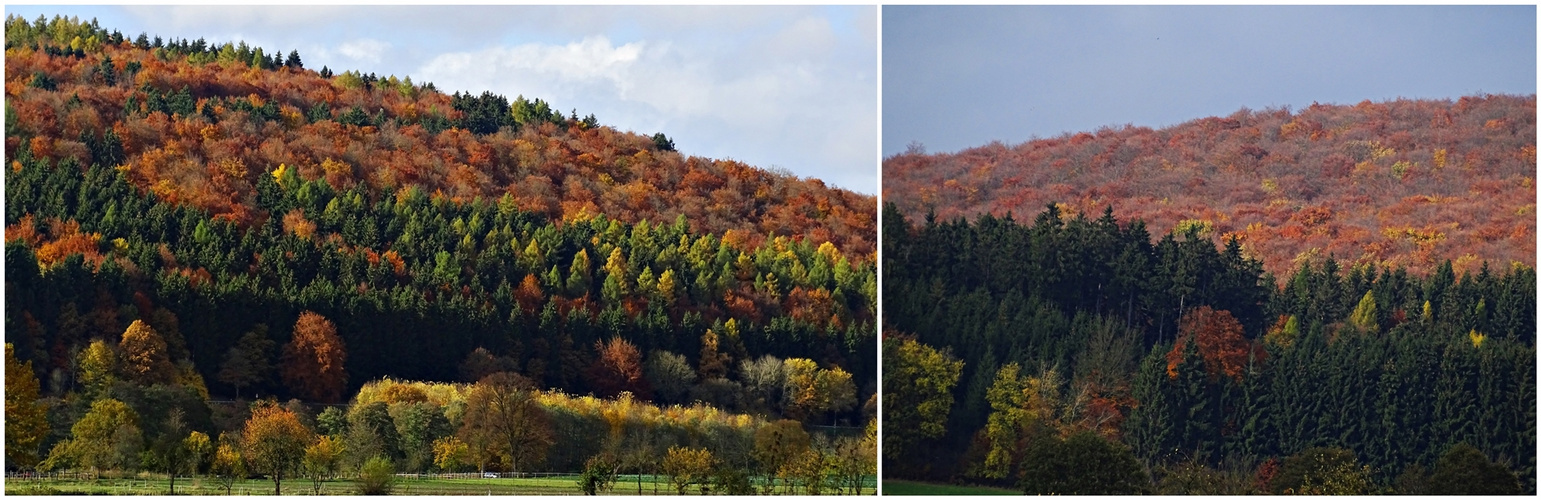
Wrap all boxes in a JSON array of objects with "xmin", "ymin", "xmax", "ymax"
[
  {"xmin": 3, "ymin": 15, "xmax": 876, "ymax": 427},
  {"xmin": 884, "ymin": 95, "xmax": 1535, "ymax": 276},
  {"xmin": 5, "ymin": 16, "xmax": 875, "ymax": 257}
]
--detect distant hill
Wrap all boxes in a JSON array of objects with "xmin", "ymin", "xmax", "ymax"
[
  {"xmin": 4, "ymin": 16, "xmax": 875, "ymax": 258},
  {"xmin": 884, "ymin": 95, "xmax": 1535, "ymax": 276},
  {"xmin": 3, "ymin": 15, "xmax": 876, "ymax": 423}
]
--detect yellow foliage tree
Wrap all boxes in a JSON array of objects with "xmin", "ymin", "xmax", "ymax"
[
  {"xmin": 780, "ymin": 447, "xmax": 831, "ymax": 494},
  {"xmin": 432, "ymin": 436, "xmax": 472, "ymax": 472},
  {"xmin": 656, "ymin": 269, "xmax": 677, "ymax": 304},
  {"xmin": 1348, "ymin": 291, "xmax": 1379, "ymax": 334},
  {"xmin": 603, "ymin": 247, "xmax": 629, "ymax": 293},
  {"xmin": 78, "ymin": 339, "xmax": 119, "ymax": 396},
  {"xmin": 120, "ymin": 319, "xmax": 177, "ymax": 385},
  {"xmin": 43, "ymin": 398, "xmax": 142, "ymax": 476},
  {"xmin": 6, "ymin": 343, "xmax": 49, "ymax": 469},
  {"xmin": 662, "ymin": 446, "xmax": 716, "ymax": 494},
  {"xmin": 302, "ymin": 435, "xmax": 343, "ymax": 494},
  {"xmin": 185, "ymin": 431, "xmax": 213, "ymax": 477},
  {"xmin": 211, "ymin": 439, "xmax": 245, "ymax": 495}
]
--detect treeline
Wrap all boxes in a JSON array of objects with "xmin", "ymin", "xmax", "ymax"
[
  {"xmin": 3, "ymin": 14, "xmax": 879, "ymax": 491},
  {"xmin": 4, "ymin": 14, "xmax": 876, "ymax": 258},
  {"xmin": 7, "ymin": 342, "xmax": 875, "ymax": 494},
  {"xmin": 882, "ymin": 204, "xmax": 1534, "ymax": 494},
  {"xmin": 885, "ymin": 95, "xmax": 1535, "ymax": 276}
]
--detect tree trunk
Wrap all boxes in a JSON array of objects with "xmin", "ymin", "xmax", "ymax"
[
  {"xmin": 274, "ymin": 471, "xmax": 282, "ymax": 495},
  {"xmin": 169, "ymin": 473, "xmax": 176, "ymax": 495}
]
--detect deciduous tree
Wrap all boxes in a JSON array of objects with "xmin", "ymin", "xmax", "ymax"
[
  {"xmin": 43, "ymin": 398, "xmax": 142, "ymax": 476},
  {"xmin": 1271, "ymin": 447, "xmax": 1372, "ymax": 495},
  {"xmin": 1166, "ymin": 306, "xmax": 1253, "ymax": 382},
  {"xmin": 644, "ymin": 350, "xmax": 697, "ymax": 405},
  {"xmin": 302, "ymin": 435, "xmax": 343, "ymax": 494},
  {"xmin": 220, "ymin": 326, "xmax": 274, "ymax": 399},
  {"xmin": 432, "ymin": 436, "xmax": 472, "ymax": 472},
  {"xmin": 663, "ymin": 446, "xmax": 715, "ymax": 494},
  {"xmin": 1428, "ymin": 443, "xmax": 1521, "ymax": 495},
  {"xmin": 281, "ymin": 311, "xmax": 348, "ymax": 403},
  {"xmin": 881, "ymin": 337, "xmax": 962, "ymax": 464},
  {"xmin": 242, "ymin": 402, "xmax": 314, "ymax": 495},
  {"xmin": 1018, "ymin": 430, "xmax": 1146, "ymax": 495},
  {"xmin": 185, "ymin": 431, "xmax": 213, "ymax": 477},
  {"xmin": 211, "ymin": 437, "xmax": 246, "ymax": 495},
  {"xmin": 1348, "ymin": 290, "xmax": 1380, "ymax": 334},
  {"xmin": 753, "ymin": 419, "xmax": 810, "ymax": 494},
  {"xmin": 5, "ymin": 343, "xmax": 48, "ymax": 470},
  {"xmin": 78, "ymin": 338, "xmax": 119, "ymax": 396},
  {"xmin": 458, "ymin": 372, "xmax": 553, "ymax": 474},
  {"xmin": 586, "ymin": 336, "xmax": 650, "ymax": 399}
]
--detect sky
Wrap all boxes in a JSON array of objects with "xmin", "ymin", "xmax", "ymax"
[
  {"xmin": 6, "ymin": 5, "xmax": 879, "ymax": 194},
  {"xmin": 883, "ymin": 5, "xmax": 1538, "ymax": 156}
]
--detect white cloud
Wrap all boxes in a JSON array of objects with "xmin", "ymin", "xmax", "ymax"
[
  {"xmin": 417, "ymin": 13, "xmax": 876, "ymax": 193},
  {"xmin": 337, "ymin": 38, "xmax": 391, "ymax": 65}
]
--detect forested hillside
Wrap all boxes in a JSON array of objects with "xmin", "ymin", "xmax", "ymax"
[
  {"xmin": 4, "ymin": 15, "xmax": 876, "ymax": 488},
  {"xmin": 884, "ymin": 96, "xmax": 1535, "ymax": 276},
  {"xmin": 882, "ymin": 203, "xmax": 1534, "ymax": 493},
  {"xmin": 4, "ymin": 17, "xmax": 874, "ymax": 256}
]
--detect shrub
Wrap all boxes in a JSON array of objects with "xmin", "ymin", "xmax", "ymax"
[
  {"xmin": 356, "ymin": 456, "xmax": 395, "ymax": 495},
  {"xmin": 577, "ymin": 453, "xmax": 618, "ymax": 495}
]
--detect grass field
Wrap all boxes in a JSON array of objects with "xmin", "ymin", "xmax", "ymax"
[
  {"xmin": 4, "ymin": 475, "xmax": 596, "ymax": 495},
  {"xmin": 881, "ymin": 480, "xmax": 1020, "ymax": 495},
  {"xmin": 4, "ymin": 473, "xmax": 877, "ymax": 495}
]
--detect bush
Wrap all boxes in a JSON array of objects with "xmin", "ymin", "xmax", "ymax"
[
  {"xmin": 577, "ymin": 453, "xmax": 618, "ymax": 495},
  {"xmin": 356, "ymin": 456, "xmax": 395, "ymax": 495},
  {"xmin": 1428, "ymin": 443, "xmax": 1521, "ymax": 495},
  {"xmin": 713, "ymin": 465, "xmax": 755, "ymax": 495},
  {"xmin": 1018, "ymin": 430, "xmax": 1146, "ymax": 495},
  {"xmin": 1272, "ymin": 447, "xmax": 1371, "ymax": 495}
]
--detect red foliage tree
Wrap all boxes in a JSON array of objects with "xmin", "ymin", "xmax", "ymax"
[
  {"xmin": 1165, "ymin": 306, "xmax": 1257, "ymax": 382},
  {"xmin": 585, "ymin": 336, "xmax": 651, "ymax": 399}
]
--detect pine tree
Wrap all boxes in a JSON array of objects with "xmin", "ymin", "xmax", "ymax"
[{"xmin": 1126, "ymin": 346, "xmax": 1174, "ymax": 467}]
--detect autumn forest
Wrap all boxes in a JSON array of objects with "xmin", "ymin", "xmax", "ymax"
[
  {"xmin": 2, "ymin": 9, "xmax": 1537, "ymax": 499},
  {"xmin": 882, "ymin": 95, "xmax": 1535, "ymax": 494},
  {"xmin": 4, "ymin": 15, "xmax": 876, "ymax": 495}
]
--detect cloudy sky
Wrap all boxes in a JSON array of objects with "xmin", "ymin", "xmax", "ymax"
[
  {"xmin": 884, "ymin": 5, "xmax": 1537, "ymax": 156},
  {"xmin": 7, "ymin": 5, "xmax": 878, "ymax": 194}
]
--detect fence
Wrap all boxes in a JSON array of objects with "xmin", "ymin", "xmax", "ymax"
[
  {"xmin": 6, "ymin": 471, "xmax": 96, "ymax": 481},
  {"xmin": 8, "ymin": 470, "xmax": 876, "ymax": 495},
  {"xmin": 392, "ymin": 471, "xmax": 584, "ymax": 480}
]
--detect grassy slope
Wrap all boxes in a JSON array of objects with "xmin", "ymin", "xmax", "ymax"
[
  {"xmin": 5, "ymin": 475, "xmax": 589, "ymax": 496},
  {"xmin": 882, "ymin": 480, "xmax": 1019, "ymax": 495},
  {"xmin": 7, "ymin": 474, "xmax": 878, "ymax": 496}
]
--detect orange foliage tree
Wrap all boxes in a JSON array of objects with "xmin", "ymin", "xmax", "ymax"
[
  {"xmin": 586, "ymin": 336, "xmax": 650, "ymax": 399},
  {"xmin": 1165, "ymin": 306, "xmax": 1258, "ymax": 382},
  {"xmin": 241, "ymin": 402, "xmax": 314, "ymax": 495},
  {"xmin": 280, "ymin": 311, "xmax": 348, "ymax": 402}
]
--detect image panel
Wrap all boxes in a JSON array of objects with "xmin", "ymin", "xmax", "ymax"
[
  {"xmin": 5, "ymin": 5, "xmax": 877, "ymax": 495},
  {"xmin": 882, "ymin": 5, "xmax": 1535, "ymax": 495}
]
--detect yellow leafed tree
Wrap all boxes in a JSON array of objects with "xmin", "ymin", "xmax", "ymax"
[
  {"xmin": 6, "ymin": 343, "xmax": 49, "ymax": 469},
  {"xmin": 120, "ymin": 320, "xmax": 177, "ymax": 385}
]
